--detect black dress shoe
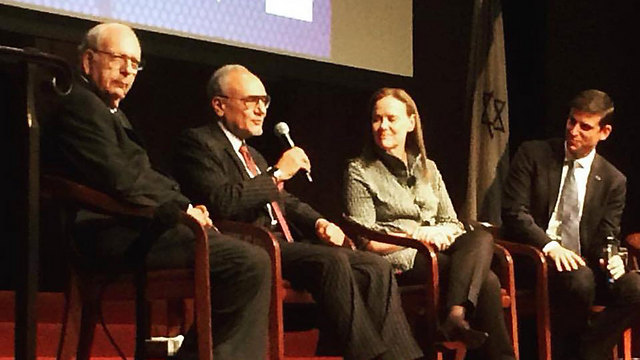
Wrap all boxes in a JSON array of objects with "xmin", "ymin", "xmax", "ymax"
[{"xmin": 437, "ymin": 315, "xmax": 489, "ymax": 350}]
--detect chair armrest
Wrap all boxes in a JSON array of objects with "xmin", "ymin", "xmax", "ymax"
[
  {"xmin": 213, "ymin": 220, "xmax": 280, "ymax": 259},
  {"xmin": 492, "ymin": 243, "xmax": 515, "ymax": 293},
  {"xmin": 624, "ymin": 233, "xmax": 640, "ymax": 270},
  {"xmin": 495, "ymin": 240, "xmax": 547, "ymax": 267},
  {"xmin": 626, "ymin": 233, "xmax": 640, "ymax": 250},
  {"xmin": 340, "ymin": 217, "xmax": 437, "ymax": 255},
  {"xmin": 339, "ymin": 217, "xmax": 439, "ymax": 310},
  {"xmin": 41, "ymin": 174, "xmax": 155, "ymax": 218},
  {"xmin": 495, "ymin": 239, "xmax": 549, "ymax": 286}
]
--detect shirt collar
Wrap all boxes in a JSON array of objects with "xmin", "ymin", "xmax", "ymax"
[
  {"xmin": 373, "ymin": 146, "xmax": 419, "ymax": 180},
  {"xmin": 218, "ymin": 121, "xmax": 245, "ymax": 152},
  {"xmin": 564, "ymin": 142, "xmax": 596, "ymax": 169}
]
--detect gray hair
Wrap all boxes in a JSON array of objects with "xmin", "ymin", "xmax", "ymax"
[
  {"xmin": 206, "ymin": 64, "xmax": 249, "ymax": 100},
  {"xmin": 77, "ymin": 23, "xmax": 138, "ymax": 61}
]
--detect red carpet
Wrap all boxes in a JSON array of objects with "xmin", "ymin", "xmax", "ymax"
[
  {"xmin": 0, "ymin": 290, "xmax": 326, "ymax": 359},
  {"xmin": 0, "ymin": 290, "xmax": 137, "ymax": 358}
]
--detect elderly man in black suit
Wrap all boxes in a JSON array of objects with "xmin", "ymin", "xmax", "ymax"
[
  {"xmin": 41, "ymin": 23, "xmax": 271, "ymax": 360},
  {"xmin": 502, "ymin": 89, "xmax": 640, "ymax": 360},
  {"xmin": 173, "ymin": 64, "xmax": 422, "ymax": 360}
]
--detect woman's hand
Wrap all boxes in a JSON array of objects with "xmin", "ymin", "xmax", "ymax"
[{"xmin": 413, "ymin": 226, "xmax": 455, "ymax": 251}]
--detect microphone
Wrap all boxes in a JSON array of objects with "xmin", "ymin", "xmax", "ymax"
[
  {"xmin": 407, "ymin": 175, "xmax": 416, "ymax": 187},
  {"xmin": 274, "ymin": 122, "xmax": 313, "ymax": 182}
]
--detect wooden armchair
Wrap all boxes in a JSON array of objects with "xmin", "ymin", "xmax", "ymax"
[
  {"xmin": 214, "ymin": 220, "xmax": 342, "ymax": 360},
  {"xmin": 41, "ymin": 174, "xmax": 212, "ymax": 360},
  {"xmin": 494, "ymin": 228, "xmax": 636, "ymax": 360},
  {"xmin": 340, "ymin": 219, "xmax": 519, "ymax": 360},
  {"xmin": 625, "ymin": 233, "xmax": 640, "ymax": 273}
]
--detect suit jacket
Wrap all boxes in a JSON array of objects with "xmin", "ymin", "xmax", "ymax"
[
  {"xmin": 42, "ymin": 75, "xmax": 189, "ymax": 210},
  {"xmin": 174, "ymin": 121, "xmax": 322, "ymax": 240},
  {"xmin": 501, "ymin": 138, "xmax": 626, "ymax": 268}
]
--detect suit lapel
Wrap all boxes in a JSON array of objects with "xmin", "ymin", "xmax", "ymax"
[
  {"xmin": 250, "ymin": 147, "xmax": 268, "ymax": 173},
  {"xmin": 581, "ymin": 154, "xmax": 605, "ymax": 242},
  {"xmin": 547, "ymin": 140, "xmax": 565, "ymax": 218},
  {"xmin": 114, "ymin": 111, "xmax": 145, "ymax": 146},
  {"xmin": 225, "ymin": 147, "xmax": 251, "ymax": 180},
  {"xmin": 208, "ymin": 122, "xmax": 251, "ymax": 181}
]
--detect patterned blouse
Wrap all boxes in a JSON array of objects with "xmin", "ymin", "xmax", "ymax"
[{"xmin": 344, "ymin": 147, "xmax": 464, "ymax": 271}]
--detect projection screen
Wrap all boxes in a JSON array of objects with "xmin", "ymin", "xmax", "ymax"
[{"xmin": 0, "ymin": 0, "xmax": 413, "ymax": 76}]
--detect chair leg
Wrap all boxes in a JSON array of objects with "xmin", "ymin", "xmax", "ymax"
[
  {"xmin": 453, "ymin": 348, "xmax": 467, "ymax": 360},
  {"xmin": 57, "ymin": 270, "xmax": 100, "ymax": 360},
  {"xmin": 609, "ymin": 327, "xmax": 632, "ymax": 360},
  {"xmin": 623, "ymin": 327, "xmax": 632, "ymax": 360},
  {"xmin": 135, "ymin": 269, "xmax": 148, "ymax": 360},
  {"xmin": 57, "ymin": 271, "xmax": 82, "ymax": 360},
  {"xmin": 438, "ymin": 342, "xmax": 466, "ymax": 360},
  {"xmin": 76, "ymin": 281, "xmax": 101, "ymax": 360},
  {"xmin": 76, "ymin": 300, "xmax": 99, "ymax": 360}
]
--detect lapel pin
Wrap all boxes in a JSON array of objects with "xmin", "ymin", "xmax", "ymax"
[{"xmin": 595, "ymin": 175, "xmax": 602, "ymax": 181}]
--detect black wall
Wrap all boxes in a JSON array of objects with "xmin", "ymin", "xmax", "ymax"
[{"xmin": 503, "ymin": 0, "xmax": 640, "ymax": 234}]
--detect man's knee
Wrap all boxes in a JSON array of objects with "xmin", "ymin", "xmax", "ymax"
[
  {"xmin": 553, "ymin": 266, "xmax": 596, "ymax": 305},
  {"xmin": 211, "ymin": 237, "xmax": 271, "ymax": 289},
  {"xmin": 235, "ymin": 244, "xmax": 271, "ymax": 288},
  {"xmin": 613, "ymin": 270, "xmax": 640, "ymax": 305},
  {"xmin": 314, "ymin": 248, "xmax": 392, "ymax": 283}
]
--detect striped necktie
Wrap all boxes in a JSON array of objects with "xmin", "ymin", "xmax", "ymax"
[
  {"xmin": 560, "ymin": 160, "xmax": 580, "ymax": 254},
  {"xmin": 239, "ymin": 144, "xmax": 294, "ymax": 242}
]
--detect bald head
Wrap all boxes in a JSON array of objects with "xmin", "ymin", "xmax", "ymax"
[
  {"xmin": 80, "ymin": 23, "xmax": 142, "ymax": 108},
  {"xmin": 79, "ymin": 23, "xmax": 139, "ymax": 58},
  {"xmin": 206, "ymin": 64, "xmax": 251, "ymax": 100},
  {"xmin": 208, "ymin": 64, "xmax": 268, "ymax": 139}
]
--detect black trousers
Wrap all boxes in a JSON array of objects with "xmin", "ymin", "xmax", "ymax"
[
  {"xmin": 398, "ymin": 228, "xmax": 516, "ymax": 360},
  {"xmin": 278, "ymin": 241, "xmax": 423, "ymax": 360},
  {"xmin": 549, "ymin": 265, "xmax": 640, "ymax": 360},
  {"xmin": 75, "ymin": 216, "xmax": 272, "ymax": 360}
]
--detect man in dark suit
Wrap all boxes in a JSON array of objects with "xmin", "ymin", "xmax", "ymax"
[
  {"xmin": 41, "ymin": 23, "xmax": 271, "ymax": 360},
  {"xmin": 173, "ymin": 64, "xmax": 422, "ymax": 360},
  {"xmin": 502, "ymin": 89, "xmax": 640, "ymax": 360}
]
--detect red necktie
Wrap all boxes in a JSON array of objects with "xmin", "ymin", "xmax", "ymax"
[{"xmin": 239, "ymin": 145, "xmax": 294, "ymax": 243}]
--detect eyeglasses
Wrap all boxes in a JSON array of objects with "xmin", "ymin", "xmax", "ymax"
[
  {"xmin": 90, "ymin": 48, "xmax": 145, "ymax": 72},
  {"xmin": 217, "ymin": 95, "xmax": 271, "ymax": 109}
]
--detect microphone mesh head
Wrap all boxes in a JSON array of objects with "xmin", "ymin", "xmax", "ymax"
[{"xmin": 274, "ymin": 122, "xmax": 290, "ymax": 136}]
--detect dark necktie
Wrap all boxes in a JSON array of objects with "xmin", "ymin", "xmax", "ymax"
[
  {"xmin": 560, "ymin": 160, "xmax": 580, "ymax": 254},
  {"xmin": 239, "ymin": 145, "xmax": 294, "ymax": 243}
]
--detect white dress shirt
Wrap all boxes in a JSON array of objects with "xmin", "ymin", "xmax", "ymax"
[
  {"xmin": 218, "ymin": 121, "xmax": 278, "ymax": 225},
  {"xmin": 543, "ymin": 144, "xmax": 596, "ymax": 253}
]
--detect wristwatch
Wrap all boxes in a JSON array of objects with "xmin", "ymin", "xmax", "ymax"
[{"xmin": 267, "ymin": 166, "xmax": 283, "ymax": 182}]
